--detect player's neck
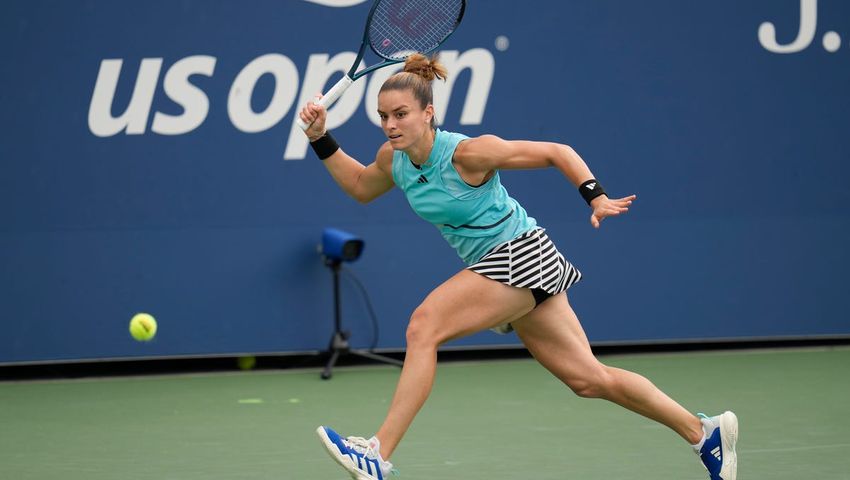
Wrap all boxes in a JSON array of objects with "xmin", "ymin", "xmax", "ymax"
[{"xmin": 406, "ymin": 129, "xmax": 436, "ymax": 166}]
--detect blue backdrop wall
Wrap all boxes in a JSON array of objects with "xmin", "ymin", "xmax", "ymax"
[{"xmin": 1, "ymin": 0, "xmax": 848, "ymax": 363}]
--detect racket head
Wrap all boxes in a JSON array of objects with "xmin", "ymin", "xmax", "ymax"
[{"xmin": 364, "ymin": 0, "xmax": 466, "ymax": 63}]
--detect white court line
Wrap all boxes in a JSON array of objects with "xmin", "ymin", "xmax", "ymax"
[{"xmin": 743, "ymin": 443, "xmax": 850, "ymax": 454}]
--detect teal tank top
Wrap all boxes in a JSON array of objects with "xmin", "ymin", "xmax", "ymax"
[{"xmin": 391, "ymin": 129, "xmax": 537, "ymax": 264}]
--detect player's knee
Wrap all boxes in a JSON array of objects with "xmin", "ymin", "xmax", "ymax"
[
  {"xmin": 406, "ymin": 305, "xmax": 440, "ymax": 349},
  {"xmin": 566, "ymin": 366, "xmax": 614, "ymax": 399},
  {"xmin": 568, "ymin": 379, "xmax": 602, "ymax": 398}
]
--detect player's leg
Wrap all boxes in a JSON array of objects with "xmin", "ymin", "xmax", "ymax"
[
  {"xmin": 318, "ymin": 269, "xmax": 535, "ymax": 479},
  {"xmin": 512, "ymin": 293, "xmax": 738, "ymax": 479},
  {"xmin": 512, "ymin": 293, "xmax": 704, "ymax": 442},
  {"xmin": 376, "ymin": 269, "xmax": 535, "ymax": 458}
]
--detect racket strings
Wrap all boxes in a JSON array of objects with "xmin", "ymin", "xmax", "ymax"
[{"xmin": 369, "ymin": 0, "xmax": 464, "ymax": 61}]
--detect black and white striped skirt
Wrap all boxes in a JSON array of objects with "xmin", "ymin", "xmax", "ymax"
[{"xmin": 468, "ymin": 228, "xmax": 581, "ymax": 332}]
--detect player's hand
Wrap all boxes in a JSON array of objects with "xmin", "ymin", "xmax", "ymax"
[
  {"xmin": 589, "ymin": 194, "xmax": 636, "ymax": 229},
  {"xmin": 299, "ymin": 95, "xmax": 327, "ymax": 141}
]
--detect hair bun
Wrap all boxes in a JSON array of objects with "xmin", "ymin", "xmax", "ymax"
[{"xmin": 403, "ymin": 53, "xmax": 447, "ymax": 82}]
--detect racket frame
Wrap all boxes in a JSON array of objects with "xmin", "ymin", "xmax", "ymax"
[{"xmin": 296, "ymin": 0, "xmax": 466, "ymax": 131}]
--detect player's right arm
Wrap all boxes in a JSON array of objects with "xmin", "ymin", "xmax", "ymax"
[
  {"xmin": 323, "ymin": 143, "xmax": 395, "ymax": 204},
  {"xmin": 299, "ymin": 100, "xmax": 395, "ymax": 204}
]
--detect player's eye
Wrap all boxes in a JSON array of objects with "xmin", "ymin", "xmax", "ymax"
[{"xmin": 396, "ymin": 112, "xmax": 407, "ymax": 119}]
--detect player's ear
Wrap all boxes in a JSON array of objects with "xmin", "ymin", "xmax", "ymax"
[{"xmin": 424, "ymin": 104, "xmax": 434, "ymax": 124}]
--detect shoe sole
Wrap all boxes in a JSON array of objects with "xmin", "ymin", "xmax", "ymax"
[
  {"xmin": 719, "ymin": 411, "xmax": 738, "ymax": 480},
  {"xmin": 316, "ymin": 426, "xmax": 376, "ymax": 480}
]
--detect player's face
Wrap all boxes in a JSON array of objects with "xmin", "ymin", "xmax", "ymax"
[{"xmin": 377, "ymin": 89, "xmax": 433, "ymax": 149}]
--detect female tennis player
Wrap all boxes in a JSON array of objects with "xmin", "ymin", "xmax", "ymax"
[{"xmin": 299, "ymin": 54, "xmax": 738, "ymax": 480}]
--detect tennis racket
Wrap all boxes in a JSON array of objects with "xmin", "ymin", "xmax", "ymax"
[{"xmin": 296, "ymin": 0, "xmax": 466, "ymax": 130}]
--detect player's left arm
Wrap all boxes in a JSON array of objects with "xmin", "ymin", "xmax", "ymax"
[{"xmin": 454, "ymin": 134, "xmax": 636, "ymax": 228}]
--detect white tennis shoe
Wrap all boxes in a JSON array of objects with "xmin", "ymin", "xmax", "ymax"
[
  {"xmin": 695, "ymin": 411, "xmax": 738, "ymax": 480},
  {"xmin": 316, "ymin": 426, "xmax": 397, "ymax": 480}
]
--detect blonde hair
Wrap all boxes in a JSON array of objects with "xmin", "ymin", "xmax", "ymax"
[{"xmin": 380, "ymin": 53, "xmax": 448, "ymax": 129}]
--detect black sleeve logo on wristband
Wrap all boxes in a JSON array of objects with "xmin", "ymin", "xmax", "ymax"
[{"xmin": 579, "ymin": 179, "xmax": 607, "ymax": 205}]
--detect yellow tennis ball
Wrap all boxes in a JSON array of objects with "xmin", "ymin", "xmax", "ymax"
[
  {"xmin": 129, "ymin": 313, "xmax": 157, "ymax": 341},
  {"xmin": 237, "ymin": 356, "xmax": 256, "ymax": 370}
]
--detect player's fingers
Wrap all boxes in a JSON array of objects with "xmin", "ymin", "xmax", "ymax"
[
  {"xmin": 308, "ymin": 105, "xmax": 325, "ymax": 121},
  {"xmin": 602, "ymin": 200, "xmax": 630, "ymax": 210},
  {"xmin": 607, "ymin": 197, "xmax": 632, "ymax": 206},
  {"xmin": 598, "ymin": 208, "xmax": 622, "ymax": 218},
  {"xmin": 590, "ymin": 214, "xmax": 600, "ymax": 228}
]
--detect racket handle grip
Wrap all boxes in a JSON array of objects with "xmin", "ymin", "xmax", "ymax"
[{"xmin": 296, "ymin": 75, "xmax": 355, "ymax": 131}]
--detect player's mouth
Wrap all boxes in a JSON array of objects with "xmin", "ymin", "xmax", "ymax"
[{"xmin": 388, "ymin": 134, "xmax": 402, "ymax": 141}]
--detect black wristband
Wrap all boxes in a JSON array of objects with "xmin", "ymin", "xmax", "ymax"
[
  {"xmin": 579, "ymin": 179, "xmax": 607, "ymax": 205},
  {"xmin": 309, "ymin": 131, "xmax": 340, "ymax": 160}
]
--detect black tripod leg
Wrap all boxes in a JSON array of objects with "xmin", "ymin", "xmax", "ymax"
[
  {"xmin": 319, "ymin": 259, "xmax": 400, "ymax": 377},
  {"xmin": 321, "ymin": 349, "xmax": 341, "ymax": 380},
  {"xmin": 350, "ymin": 349, "xmax": 404, "ymax": 367}
]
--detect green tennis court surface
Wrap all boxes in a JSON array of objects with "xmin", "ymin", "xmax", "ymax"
[{"xmin": 2, "ymin": 347, "xmax": 848, "ymax": 479}]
